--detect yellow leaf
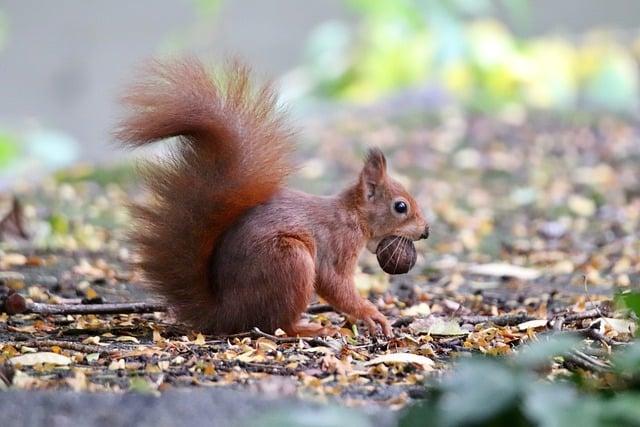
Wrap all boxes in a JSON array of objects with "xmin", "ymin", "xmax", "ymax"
[
  {"xmin": 203, "ymin": 363, "xmax": 216, "ymax": 376},
  {"xmin": 85, "ymin": 287, "xmax": 98, "ymax": 300},
  {"xmin": 256, "ymin": 337, "xmax": 277, "ymax": 352},
  {"xmin": 194, "ymin": 333, "xmax": 206, "ymax": 346}
]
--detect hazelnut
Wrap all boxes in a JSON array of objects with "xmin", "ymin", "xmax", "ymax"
[{"xmin": 376, "ymin": 235, "xmax": 417, "ymax": 275}]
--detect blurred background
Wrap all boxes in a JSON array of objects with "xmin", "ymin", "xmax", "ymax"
[{"xmin": 1, "ymin": 0, "xmax": 640, "ymax": 187}]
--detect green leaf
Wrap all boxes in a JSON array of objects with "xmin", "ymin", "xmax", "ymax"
[
  {"xmin": 599, "ymin": 393, "xmax": 640, "ymax": 426},
  {"xmin": 193, "ymin": 0, "xmax": 222, "ymax": 17},
  {"xmin": 514, "ymin": 334, "xmax": 581, "ymax": 368},
  {"xmin": 128, "ymin": 377, "xmax": 159, "ymax": 396},
  {"xmin": 0, "ymin": 131, "xmax": 20, "ymax": 168},
  {"xmin": 616, "ymin": 292, "xmax": 640, "ymax": 318},
  {"xmin": 523, "ymin": 382, "xmax": 597, "ymax": 427},
  {"xmin": 399, "ymin": 400, "xmax": 441, "ymax": 427},
  {"xmin": 49, "ymin": 213, "xmax": 69, "ymax": 235},
  {"xmin": 439, "ymin": 358, "xmax": 525, "ymax": 426},
  {"xmin": 613, "ymin": 341, "xmax": 640, "ymax": 373}
]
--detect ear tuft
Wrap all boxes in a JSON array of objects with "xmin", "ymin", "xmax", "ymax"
[
  {"xmin": 361, "ymin": 148, "xmax": 387, "ymax": 200},
  {"xmin": 365, "ymin": 148, "xmax": 387, "ymax": 173}
]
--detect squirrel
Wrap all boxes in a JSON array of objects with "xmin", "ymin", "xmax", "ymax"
[{"xmin": 115, "ymin": 57, "xmax": 429, "ymax": 337}]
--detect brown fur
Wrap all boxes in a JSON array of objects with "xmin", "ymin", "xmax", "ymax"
[{"xmin": 116, "ymin": 57, "xmax": 428, "ymax": 337}]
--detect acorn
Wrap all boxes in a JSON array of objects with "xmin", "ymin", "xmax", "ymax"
[{"xmin": 376, "ymin": 235, "xmax": 417, "ymax": 275}]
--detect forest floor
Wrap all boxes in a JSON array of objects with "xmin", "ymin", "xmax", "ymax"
[{"xmin": 0, "ymin": 106, "xmax": 638, "ymax": 425}]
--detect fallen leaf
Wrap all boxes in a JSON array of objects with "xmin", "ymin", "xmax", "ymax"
[
  {"xmin": 255, "ymin": 337, "xmax": 277, "ymax": 352},
  {"xmin": 410, "ymin": 316, "xmax": 466, "ymax": 336},
  {"xmin": 602, "ymin": 318, "xmax": 637, "ymax": 335},
  {"xmin": 467, "ymin": 263, "xmax": 540, "ymax": 280},
  {"xmin": 401, "ymin": 302, "xmax": 431, "ymax": 317},
  {"xmin": 193, "ymin": 333, "xmax": 206, "ymax": 345},
  {"xmin": 2, "ymin": 253, "xmax": 27, "ymax": 267},
  {"xmin": 517, "ymin": 319, "xmax": 549, "ymax": 331},
  {"xmin": 568, "ymin": 194, "xmax": 596, "ymax": 217},
  {"xmin": 86, "ymin": 353, "xmax": 100, "ymax": 363},
  {"xmin": 365, "ymin": 353, "xmax": 434, "ymax": 370},
  {"xmin": 10, "ymin": 352, "xmax": 72, "ymax": 366},
  {"xmin": 108, "ymin": 359, "xmax": 125, "ymax": 370}
]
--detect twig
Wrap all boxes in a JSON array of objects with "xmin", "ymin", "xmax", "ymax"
[
  {"xmin": 563, "ymin": 309, "xmax": 605, "ymax": 323},
  {"xmin": 4, "ymin": 339, "xmax": 103, "ymax": 354},
  {"xmin": 564, "ymin": 350, "xmax": 610, "ymax": 373},
  {"xmin": 25, "ymin": 301, "xmax": 166, "ymax": 316},
  {"xmin": 460, "ymin": 313, "xmax": 536, "ymax": 326},
  {"xmin": 6, "ymin": 297, "xmax": 333, "ymax": 317},
  {"xmin": 577, "ymin": 326, "xmax": 626, "ymax": 347},
  {"xmin": 581, "ymin": 275, "xmax": 603, "ymax": 318}
]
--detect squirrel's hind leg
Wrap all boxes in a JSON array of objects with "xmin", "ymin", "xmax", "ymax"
[
  {"xmin": 260, "ymin": 235, "xmax": 318, "ymax": 334},
  {"xmin": 266, "ymin": 236, "xmax": 338, "ymax": 337},
  {"xmin": 212, "ymin": 233, "xmax": 325, "ymax": 336}
]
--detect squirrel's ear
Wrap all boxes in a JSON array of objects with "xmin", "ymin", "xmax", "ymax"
[{"xmin": 360, "ymin": 148, "xmax": 387, "ymax": 200}]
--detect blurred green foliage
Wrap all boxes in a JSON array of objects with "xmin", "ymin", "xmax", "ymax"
[
  {"xmin": 299, "ymin": 0, "xmax": 640, "ymax": 112},
  {"xmin": 192, "ymin": 0, "xmax": 222, "ymax": 18},
  {"xmin": 257, "ymin": 336, "xmax": 640, "ymax": 427},
  {"xmin": 0, "ymin": 131, "xmax": 20, "ymax": 169},
  {"xmin": 400, "ymin": 338, "xmax": 640, "ymax": 427},
  {"xmin": 616, "ymin": 291, "xmax": 640, "ymax": 322}
]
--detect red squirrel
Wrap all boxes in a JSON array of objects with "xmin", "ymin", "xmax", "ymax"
[{"xmin": 116, "ymin": 58, "xmax": 429, "ymax": 337}]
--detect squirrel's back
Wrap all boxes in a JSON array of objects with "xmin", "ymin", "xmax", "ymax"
[{"xmin": 115, "ymin": 57, "xmax": 295, "ymax": 329}]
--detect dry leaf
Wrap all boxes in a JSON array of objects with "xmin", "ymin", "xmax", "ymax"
[
  {"xmin": 602, "ymin": 318, "xmax": 637, "ymax": 335},
  {"xmin": 517, "ymin": 319, "xmax": 549, "ymax": 331},
  {"xmin": 108, "ymin": 359, "xmax": 126, "ymax": 370},
  {"xmin": 193, "ymin": 333, "xmax": 206, "ymax": 345},
  {"xmin": 409, "ymin": 316, "xmax": 466, "ymax": 336},
  {"xmin": 467, "ymin": 263, "xmax": 540, "ymax": 280},
  {"xmin": 10, "ymin": 352, "xmax": 72, "ymax": 366},
  {"xmin": 365, "ymin": 353, "xmax": 434, "ymax": 370},
  {"xmin": 401, "ymin": 303, "xmax": 431, "ymax": 317}
]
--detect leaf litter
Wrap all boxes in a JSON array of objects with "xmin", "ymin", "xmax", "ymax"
[{"xmin": 0, "ymin": 108, "xmax": 638, "ymax": 408}]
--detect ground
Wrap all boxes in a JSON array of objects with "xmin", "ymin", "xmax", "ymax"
[{"xmin": 0, "ymin": 105, "xmax": 638, "ymax": 424}]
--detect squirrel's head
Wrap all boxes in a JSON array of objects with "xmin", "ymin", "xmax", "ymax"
[{"xmin": 355, "ymin": 148, "xmax": 429, "ymax": 252}]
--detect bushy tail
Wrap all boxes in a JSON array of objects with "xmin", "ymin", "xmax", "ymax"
[{"xmin": 115, "ymin": 57, "xmax": 294, "ymax": 329}]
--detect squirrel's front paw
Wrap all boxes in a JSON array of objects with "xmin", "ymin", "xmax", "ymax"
[{"xmin": 360, "ymin": 306, "xmax": 393, "ymax": 337}]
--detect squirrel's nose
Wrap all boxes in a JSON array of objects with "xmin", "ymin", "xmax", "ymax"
[{"xmin": 420, "ymin": 225, "xmax": 430, "ymax": 240}]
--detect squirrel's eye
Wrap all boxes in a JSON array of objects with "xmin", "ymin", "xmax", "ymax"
[{"xmin": 394, "ymin": 201, "xmax": 408, "ymax": 214}]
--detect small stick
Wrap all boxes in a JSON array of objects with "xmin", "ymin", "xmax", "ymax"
[
  {"xmin": 3, "ymin": 339, "xmax": 103, "ymax": 354},
  {"xmin": 564, "ymin": 350, "xmax": 610, "ymax": 373},
  {"xmin": 563, "ymin": 309, "xmax": 605, "ymax": 323},
  {"xmin": 577, "ymin": 327, "xmax": 625, "ymax": 347},
  {"xmin": 460, "ymin": 313, "xmax": 536, "ymax": 326},
  {"xmin": 5, "ymin": 296, "xmax": 334, "ymax": 317},
  {"xmin": 25, "ymin": 301, "xmax": 166, "ymax": 316}
]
